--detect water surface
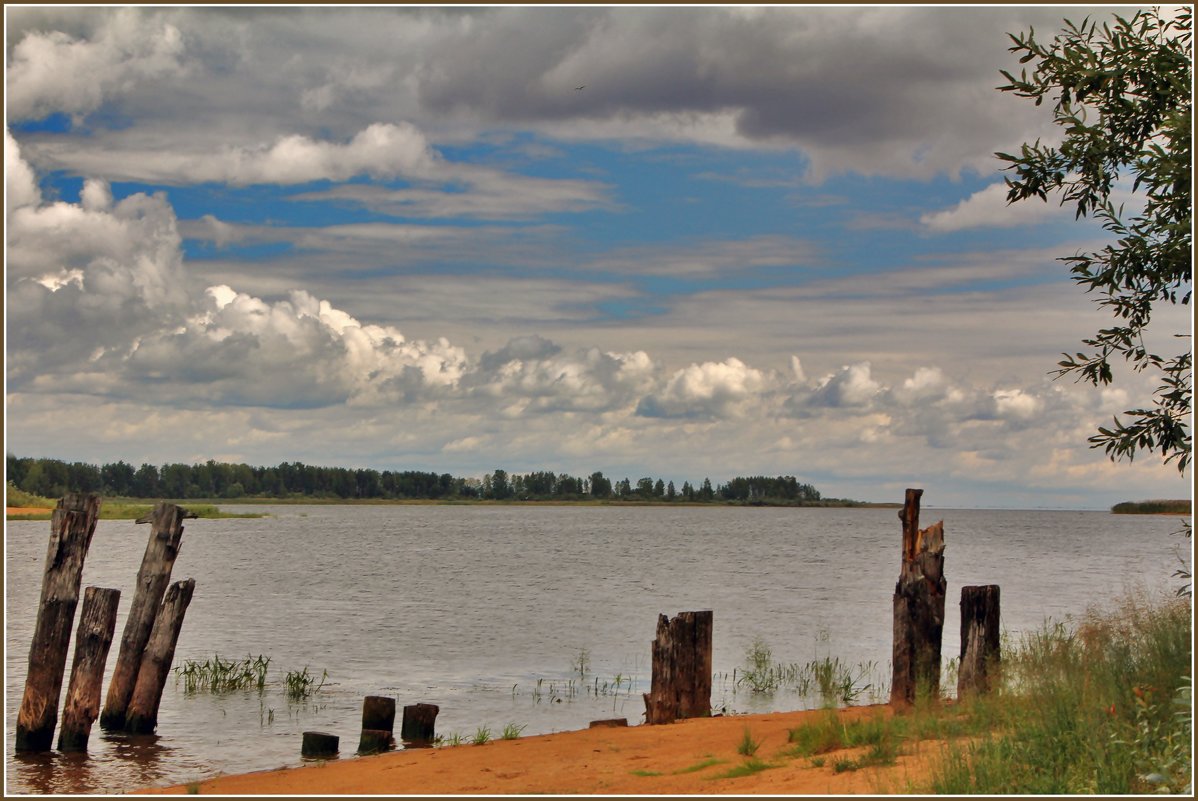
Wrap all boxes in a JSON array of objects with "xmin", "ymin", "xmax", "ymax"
[{"xmin": 4, "ymin": 505, "xmax": 1187, "ymax": 793}]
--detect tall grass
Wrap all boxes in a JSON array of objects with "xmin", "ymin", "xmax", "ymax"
[
  {"xmin": 736, "ymin": 636, "xmax": 877, "ymax": 705},
  {"xmin": 929, "ymin": 593, "xmax": 1192, "ymax": 794}
]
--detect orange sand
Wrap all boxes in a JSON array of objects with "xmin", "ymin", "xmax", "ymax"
[
  {"xmin": 6, "ymin": 506, "xmax": 52, "ymax": 516},
  {"xmin": 137, "ymin": 704, "xmax": 950, "ymax": 795}
]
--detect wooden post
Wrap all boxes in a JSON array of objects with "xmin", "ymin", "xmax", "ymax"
[
  {"xmin": 101, "ymin": 503, "xmax": 193, "ymax": 730},
  {"xmin": 57, "ymin": 587, "xmax": 121, "ymax": 751},
  {"xmin": 957, "ymin": 585, "xmax": 1001, "ymax": 698},
  {"xmin": 15, "ymin": 493, "xmax": 101, "ymax": 752},
  {"xmin": 890, "ymin": 489, "xmax": 946, "ymax": 706},
  {"xmin": 358, "ymin": 695, "xmax": 396, "ymax": 754},
  {"xmin": 642, "ymin": 610, "xmax": 713, "ymax": 724},
  {"xmin": 400, "ymin": 703, "xmax": 439, "ymax": 745},
  {"xmin": 361, "ymin": 695, "xmax": 396, "ymax": 732},
  {"xmin": 124, "ymin": 578, "xmax": 195, "ymax": 734},
  {"xmin": 302, "ymin": 731, "xmax": 339, "ymax": 758}
]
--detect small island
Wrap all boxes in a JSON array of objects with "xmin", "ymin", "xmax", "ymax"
[{"xmin": 1110, "ymin": 499, "xmax": 1191, "ymax": 515}]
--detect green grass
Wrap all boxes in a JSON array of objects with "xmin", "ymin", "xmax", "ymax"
[
  {"xmin": 711, "ymin": 758, "xmax": 777, "ymax": 780},
  {"xmin": 926, "ymin": 593, "xmax": 1191, "ymax": 794},
  {"xmin": 737, "ymin": 726, "xmax": 762, "ymax": 756},
  {"xmin": 629, "ymin": 769, "xmax": 662, "ymax": 777},
  {"xmin": 283, "ymin": 666, "xmax": 327, "ymax": 700},
  {"xmin": 175, "ymin": 654, "xmax": 271, "ymax": 694},
  {"xmin": 4, "ymin": 488, "xmax": 265, "ymax": 520},
  {"xmin": 471, "ymin": 725, "xmax": 492, "ymax": 745},
  {"xmin": 672, "ymin": 757, "xmax": 725, "ymax": 774},
  {"xmin": 501, "ymin": 722, "xmax": 526, "ymax": 740}
]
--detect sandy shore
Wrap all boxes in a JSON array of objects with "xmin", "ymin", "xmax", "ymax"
[{"xmin": 136, "ymin": 704, "xmax": 948, "ymax": 795}]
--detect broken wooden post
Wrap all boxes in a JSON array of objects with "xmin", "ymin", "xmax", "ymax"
[
  {"xmin": 124, "ymin": 578, "xmax": 196, "ymax": 734},
  {"xmin": 957, "ymin": 585, "xmax": 1001, "ymax": 698},
  {"xmin": 358, "ymin": 695, "xmax": 396, "ymax": 754},
  {"xmin": 400, "ymin": 703, "xmax": 439, "ymax": 746},
  {"xmin": 15, "ymin": 493, "xmax": 101, "ymax": 752},
  {"xmin": 57, "ymin": 586, "xmax": 121, "ymax": 751},
  {"xmin": 101, "ymin": 503, "xmax": 193, "ymax": 730},
  {"xmin": 302, "ymin": 731, "xmax": 339, "ymax": 758},
  {"xmin": 890, "ymin": 488, "xmax": 946, "ymax": 706},
  {"xmin": 642, "ymin": 610, "xmax": 713, "ymax": 724}
]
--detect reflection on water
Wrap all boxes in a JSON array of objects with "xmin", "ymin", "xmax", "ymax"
[{"xmin": 5, "ymin": 505, "xmax": 1187, "ymax": 794}]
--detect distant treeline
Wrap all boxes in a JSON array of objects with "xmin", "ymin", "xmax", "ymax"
[
  {"xmin": 1110, "ymin": 499, "xmax": 1191, "ymax": 515},
  {"xmin": 5, "ymin": 454, "xmax": 836, "ymax": 505}
]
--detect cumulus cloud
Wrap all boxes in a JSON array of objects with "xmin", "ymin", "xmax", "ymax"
[
  {"xmin": 6, "ymin": 7, "xmax": 186, "ymax": 121},
  {"xmin": 637, "ymin": 357, "xmax": 773, "ymax": 418}
]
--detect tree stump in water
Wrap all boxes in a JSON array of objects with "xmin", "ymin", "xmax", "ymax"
[
  {"xmin": 58, "ymin": 586, "xmax": 121, "ymax": 751},
  {"xmin": 957, "ymin": 585, "xmax": 1001, "ymax": 698},
  {"xmin": 302, "ymin": 731, "xmax": 339, "ymax": 758},
  {"xmin": 102, "ymin": 503, "xmax": 193, "ymax": 730},
  {"xmin": 400, "ymin": 703, "xmax": 439, "ymax": 745},
  {"xmin": 16, "ymin": 493, "xmax": 102, "ymax": 752},
  {"xmin": 642, "ymin": 610, "xmax": 713, "ymax": 724},
  {"xmin": 890, "ymin": 489, "xmax": 946, "ymax": 706},
  {"xmin": 361, "ymin": 695, "xmax": 396, "ymax": 733},
  {"xmin": 125, "ymin": 578, "xmax": 195, "ymax": 734},
  {"xmin": 358, "ymin": 729, "xmax": 394, "ymax": 755}
]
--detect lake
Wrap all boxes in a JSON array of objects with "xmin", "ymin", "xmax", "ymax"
[{"xmin": 4, "ymin": 504, "xmax": 1188, "ymax": 794}]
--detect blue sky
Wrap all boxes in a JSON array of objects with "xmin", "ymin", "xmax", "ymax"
[{"xmin": 4, "ymin": 6, "xmax": 1191, "ymax": 508}]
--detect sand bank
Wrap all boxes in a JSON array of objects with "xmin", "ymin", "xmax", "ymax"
[{"xmin": 137, "ymin": 704, "xmax": 948, "ymax": 795}]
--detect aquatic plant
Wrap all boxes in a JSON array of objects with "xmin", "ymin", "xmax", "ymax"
[
  {"xmin": 501, "ymin": 722, "xmax": 526, "ymax": 740},
  {"xmin": 175, "ymin": 654, "xmax": 270, "ymax": 694},
  {"xmin": 284, "ymin": 666, "xmax": 327, "ymax": 700}
]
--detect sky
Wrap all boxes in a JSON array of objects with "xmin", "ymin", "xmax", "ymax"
[{"xmin": 3, "ymin": 5, "xmax": 1192, "ymax": 509}]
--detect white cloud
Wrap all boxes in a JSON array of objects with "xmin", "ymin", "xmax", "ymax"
[
  {"xmin": 5, "ymin": 8, "xmax": 186, "ymax": 120},
  {"xmin": 637, "ymin": 357, "xmax": 773, "ymax": 418},
  {"xmin": 920, "ymin": 182, "xmax": 1066, "ymax": 232},
  {"xmin": 5, "ymin": 130, "xmax": 42, "ymax": 214}
]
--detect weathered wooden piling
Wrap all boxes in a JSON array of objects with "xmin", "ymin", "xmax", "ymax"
[
  {"xmin": 400, "ymin": 703, "xmax": 440, "ymax": 745},
  {"xmin": 15, "ymin": 493, "xmax": 102, "ymax": 752},
  {"xmin": 57, "ymin": 586, "xmax": 121, "ymax": 751},
  {"xmin": 101, "ymin": 503, "xmax": 194, "ymax": 730},
  {"xmin": 124, "ymin": 578, "xmax": 196, "ymax": 734},
  {"xmin": 358, "ymin": 695, "xmax": 396, "ymax": 754},
  {"xmin": 957, "ymin": 584, "xmax": 1001, "ymax": 698},
  {"xmin": 890, "ymin": 488, "xmax": 947, "ymax": 706},
  {"xmin": 357, "ymin": 729, "xmax": 393, "ymax": 755},
  {"xmin": 589, "ymin": 718, "xmax": 628, "ymax": 728},
  {"xmin": 642, "ymin": 610, "xmax": 713, "ymax": 724},
  {"xmin": 302, "ymin": 731, "xmax": 340, "ymax": 758},
  {"xmin": 362, "ymin": 695, "xmax": 396, "ymax": 732}
]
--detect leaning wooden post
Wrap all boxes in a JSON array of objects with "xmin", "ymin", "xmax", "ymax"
[
  {"xmin": 400, "ymin": 703, "xmax": 439, "ymax": 746},
  {"xmin": 124, "ymin": 578, "xmax": 196, "ymax": 734},
  {"xmin": 890, "ymin": 488, "xmax": 946, "ymax": 706},
  {"xmin": 957, "ymin": 585, "xmax": 1001, "ymax": 698},
  {"xmin": 57, "ymin": 586, "xmax": 121, "ymax": 751},
  {"xmin": 101, "ymin": 503, "xmax": 193, "ymax": 730},
  {"xmin": 643, "ymin": 610, "xmax": 713, "ymax": 724},
  {"xmin": 15, "ymin": 493, "xmax": 101, "ymax": 752}
]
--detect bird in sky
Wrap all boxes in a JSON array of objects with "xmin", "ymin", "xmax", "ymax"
[{"xmin": 575, "ymin": 85, "xmax": 586, "ymax": 90}]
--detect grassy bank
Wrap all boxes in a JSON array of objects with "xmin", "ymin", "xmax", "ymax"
[
  {"xmin": 924, "ymin": 592, "xmax": 1191, "ymax": 793},
  {"xmin": 5, "ymin": 484, "xmax": 264, "ymax": 521}
]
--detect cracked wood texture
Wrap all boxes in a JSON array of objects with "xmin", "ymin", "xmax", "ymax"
[
  {"xmin": 15, "ymin": 493, "xmax": 101, "ymax": 752},
  {"xmin": 643, "ymin": 610, "xmax": 713, "ymax": 724},
  {"xmin": 890, "ymin": 489, "xmax": 946, "ymax": 705},
  {"xmin": 957, "ymin": 584, "xmax": 1001, "ymax": 698},
  {"xmin": 125, "ymin": 578, "xmax": 196, "ymax": 734},
  {"xmin": 58, "ymin": 586, "xmax": 121, "ymax": 751},
  {"xmin": 101, "ymin": 503, "xmax": 191, "ymax": 730}
]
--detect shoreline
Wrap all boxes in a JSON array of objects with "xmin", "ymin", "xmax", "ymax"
[{"xmin": 134, "ymin": 704, "xmax": 946, "ymax": 795}]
